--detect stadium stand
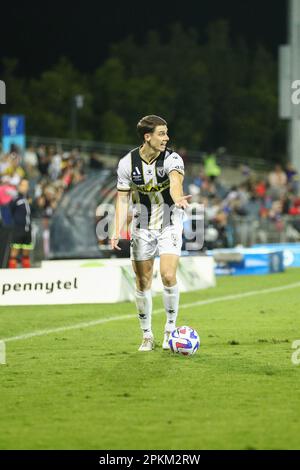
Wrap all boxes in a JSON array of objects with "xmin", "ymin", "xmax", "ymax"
[{"xmin": 1, "ymin": 142, "xmax": 300, "ymax": 267}]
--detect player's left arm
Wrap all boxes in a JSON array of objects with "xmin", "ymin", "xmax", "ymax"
[{"xmin": 169, "ymin": 170, "xmax": 192, "ymax": 209}]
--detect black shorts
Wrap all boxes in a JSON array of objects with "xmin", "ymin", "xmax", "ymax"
[{"xmin": 11, "ymin": 226, "xmax": 32, "ymax": 249}]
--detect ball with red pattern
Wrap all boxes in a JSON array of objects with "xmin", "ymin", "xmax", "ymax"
[{"xmin": 168, "ymin": 326, "xmax": 200, "ymax": 356}]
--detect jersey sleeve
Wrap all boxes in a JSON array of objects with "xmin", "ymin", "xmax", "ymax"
[
  {"xmin": 117, "ymin": 157, "xmax": 131, "ymax": 191},
  {"xmin": 164, "ymin": 152, "xmax": 185, "ymax": 176}
]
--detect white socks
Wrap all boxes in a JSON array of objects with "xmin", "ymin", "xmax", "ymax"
[
  {"xmin": 163, "ymin": 283, "xmax": 179, "ymax": 332},
  {"xmin": 135, "ymin": 289, "xmax": 153, "ymax": 338},
  {"xmin": 136, "ymin": 284, "xmax": 179, "ymax": 337}
]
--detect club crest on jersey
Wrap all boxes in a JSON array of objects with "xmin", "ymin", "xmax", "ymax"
[{"xmin": 157, "ymin": 166, "xmax": 165, "ymax": 178}]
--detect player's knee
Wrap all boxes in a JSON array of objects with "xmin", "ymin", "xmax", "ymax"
[
  {"xmin": 161, "ymin": 271, "xmax": 176, "ymax": 287},
  {"xmin": 136, "ymin": 275, "xmax": 151, "ymax": 291}
]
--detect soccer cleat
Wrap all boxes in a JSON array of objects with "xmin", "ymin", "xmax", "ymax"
[
  {"xmin": 138, "ymin": 336, "xmax": 154, "ymax": 352},
  {"xmin": 162, "ymin": 331, "xmax": 172, "ymax": 350}
]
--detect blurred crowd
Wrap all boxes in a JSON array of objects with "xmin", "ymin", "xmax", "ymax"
[
  {"xmin": 0, "ymin": 145, "xmax": 106, "ymax": 261},
  {"xmin": 186, "ymin": 157, "xmax": 300, "ymax": 249},
  {"xmin": 0, "ymin": 145, "xmax": 107, "ymax": 221},
  {"xmin": 1, "ymin": 144, "xmax": 300, "ymax": 261}
]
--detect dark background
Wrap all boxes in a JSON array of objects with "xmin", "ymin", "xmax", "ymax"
[{"xmin": 0, "ymin": 0, "xmax": 287, "ymax": 77}]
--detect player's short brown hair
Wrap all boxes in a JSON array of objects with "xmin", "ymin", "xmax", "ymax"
[{"xmin": 137, "ymin": 115, "xmax": 167, "ymax": 141}]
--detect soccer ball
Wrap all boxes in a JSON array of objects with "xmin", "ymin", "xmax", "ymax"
[{"xmin": 169, "ymin": 326, "xmax": 200, "ymax": 356}]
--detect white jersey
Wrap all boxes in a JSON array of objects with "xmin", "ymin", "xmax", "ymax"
[{"xmin": 117, "ymin": 147, "xmax": 185, "ymax": 230}]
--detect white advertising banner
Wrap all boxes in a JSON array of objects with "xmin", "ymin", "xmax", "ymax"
[
  {"xmin": 0, "ymin": 256, "xmax": 215, "ymax": 306},
  {"xmin": 0, "ymin": 267, "xmax": 126, "ymax": 306}
]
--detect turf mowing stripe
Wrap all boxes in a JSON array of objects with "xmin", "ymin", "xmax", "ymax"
[{"xmin": 2, "ymin": 281, "xmax": 300, "ymax": 344}]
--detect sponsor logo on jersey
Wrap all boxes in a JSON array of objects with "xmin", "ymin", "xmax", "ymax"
[
  {"xmin": 132, "ymin": 179, "xmax": 170, "ymax": 194},
  {"xmin": 133, "ymin": 166, "xmax": 141, "ymax": 175},
  {"xmin": 132, "ymin": 166, "xmax": 142, "ymax": 181},
  {"xmin": 174, "ymin": 165, "xmax": 184, "ymax": 171}
]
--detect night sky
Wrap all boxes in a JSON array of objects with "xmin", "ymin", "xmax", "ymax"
[{"xmin": 0, "ymin": 0, "xmax": 287, "ymax": 77}]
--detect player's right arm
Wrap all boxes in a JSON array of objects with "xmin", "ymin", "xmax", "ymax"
[
  {"xmin": 111, "ymin": 155, "xmax": 132, "ymax": 251},
  {"xmin": 111, "ymin": 190, "xmax": 130, "ymax": 251}
]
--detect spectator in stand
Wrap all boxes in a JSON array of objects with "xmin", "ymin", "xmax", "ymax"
[
  {"xmin": 23, "ymin": 145, "xmax": 38, "ymax": 165},
  {"xmin": 8, "ymin": 179, "xmax": 32, "ymax": 268},
  {"xmin": 90, "ymin": 151, "xmax": 104, "ymax": 170},
  {"xmin": 268, "ymin": 164, "xmax": 287, "ymax": 199},
  {"xmin": 203, "ymin": 150, "xmax": 221, "ymax": 182},
  {"xmin": 3, "ymin": 152, "xmax": 25, "ymax": 186},
  {"xmin": 0, "ymin": 176, "xmax": 17, "ymax": 225},
  {"xmin": 70, "ymin": 148, "xmax": 81, "ymax": 163},
  {"xmin": 0, "ymin": 153, "xmax": 11, "ymax": 175},
  {"xmin": 43, "ymin": 185, "xmax": 59, "ymax": 218},
  {"xmin": 285, "ymin": 162, "xmax": 299, "ymax": 195},
  {"xmin": 23, "ymin": 147, "xmax": 40, "ymax": 203},
  {"xmin": 213, "ymin": 209, "xmax": 229, "ymax": 247},
  {"xmin": 244, "ymin": 193, "xmax": 261, "ymax": 220},
  {"xmin": 37, "ymin": 144, "xmax": 50, "ymax": 176},
  {"xmin": 193, "ymin": 169, "xmax": 205, "ymax": 189},
  {"xmin": 72, "ymin": 169, "xmax": 86, "ymax": 186},
  {"xmin": 288, "ymin": 197, "xmax": 300, "ymax": 216},
  {"xmin": 288, "ymin": 197, "xmax": 300, "ymax": 236},
  {"xmin": 200, "ymin": 177, "xmax": 217, "ymax": 199},
  {"xmin": 0, "ymin": 176, "xmax": 16, "ymax": 205},
  {"xmin": 254, "ymin": 179, "xmax": 267, "ymax": 199},
  {"xmin": 61, "ymin": 153, "xmax": 74, "ymax": 189},
  {"xmin": 48, "ymin": 149, "xmax": 62, "ymax": 181}
]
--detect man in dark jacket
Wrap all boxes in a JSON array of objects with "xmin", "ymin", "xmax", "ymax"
[{"xmin": 9, "ymin": 179, "xmax": 32, "ymax": 268}]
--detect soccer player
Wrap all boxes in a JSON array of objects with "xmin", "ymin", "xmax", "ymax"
[
  {"xmin": 8, "ymin": 178, "xmax": 32, "ymax": 268},
  {"xmin": 111, "ymin": 115, "xmax": 191, "ymax": 351}
]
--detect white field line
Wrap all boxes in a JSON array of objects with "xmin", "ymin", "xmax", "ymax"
[
  {"xmin": 0, "ymin": 341, "xmax": 6, "ymax": 364},
  {"xmin": 2, "ymin": 281, "xmax": 300, "ymax": 344}
]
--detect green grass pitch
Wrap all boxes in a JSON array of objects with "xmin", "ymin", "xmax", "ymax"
[{"xmin": 1, "ymin": 268, "xmax": 300, "ymax": 450}]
